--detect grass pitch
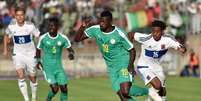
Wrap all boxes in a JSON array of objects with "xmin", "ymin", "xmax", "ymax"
[{"xmin": 0, "ymin": 76, "xmax": 200, "ymax": 101}]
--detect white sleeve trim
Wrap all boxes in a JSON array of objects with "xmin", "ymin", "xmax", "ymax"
[
  {"xmin": 117, "ymin": 29, "xmax": 134, "ymax": 50},
  {"xmin": 60, "ymin": 34, "xmax": 72, "ymax": 48}
]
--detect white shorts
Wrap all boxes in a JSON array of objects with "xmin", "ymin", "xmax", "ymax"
[
  {"xmin": 137, "ymin": 65, "xmax": 166, "ymax": 87},
  {"xmin": 12, "ymin": 54, "xmax": 36, "ymax": 75}
]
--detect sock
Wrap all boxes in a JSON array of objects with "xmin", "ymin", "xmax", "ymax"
[
  {"xmin": 148, "ymin": 87, "xmax": 162, "ymax": 101},
  {"xmin": 47, "ymin": 90, "xmax": 56, "ymax": 101},
  {"xmin": 30, "ymin": 81, "xmax": 38, "ymax": 100},
  {"xmin": 129, "ymin": 85, "xmax": 149, "ymax": 96},
  {"xmin": 161, "ymin": 96, "xmax": 167, "ymax": 101},
  {"xmin": 60, "ymin": 92, "xmax": 68, "ymax": 101},
  {"xmin": 18, "ymin": 79, "xmax": 29, "ymax": 101}
]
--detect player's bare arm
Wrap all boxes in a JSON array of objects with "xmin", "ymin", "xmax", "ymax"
[
  {"xmin": 35, "ymin": 49, "xmax": 43, "ymax": 70},
  {"xmin": 128, "ymin": 32, "xmax": 136, "ymax": 75},
  {"xmin": 67, "ymin": 47, "xmax": 75, "ymax": 60},
  {"xmin": 74, "ymin": 18, "xmax": 94, "ymax": 42},
  {"xmin": 3, "ymin": 34, "xmax": 11, "ymax": 56}
]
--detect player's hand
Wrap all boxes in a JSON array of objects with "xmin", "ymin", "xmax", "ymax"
[
  {"xmin": 82, "ymin": 17, "xmax": 94, "ymax": 28},
  {"xmin": 68, "ymin": 53, "xmax": 74, "ymax": 60},
  {"xmin": 36, "ymin": 62, "xmax": 43, "ymax": 70}
]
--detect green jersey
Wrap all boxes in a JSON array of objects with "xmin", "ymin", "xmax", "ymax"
[
  {"xmin": 37, "ymin": 32, "xmax": 71, "ymax": 71},
  {"xmin": 84, "ymin": 25, "xmax": 133, "ymax": 69}
]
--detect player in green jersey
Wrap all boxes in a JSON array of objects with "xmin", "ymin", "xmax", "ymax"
[
  {"xmin": 75, "ymin": 10, "xmax": 151, "ymax": 101},
  {"xmin": 36, "ymin": 17, "xmax": 74, "ymax": 101}
]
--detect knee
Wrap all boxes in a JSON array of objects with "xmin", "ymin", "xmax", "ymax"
[
  {"xmin": 151, "ymin": 79, "xmax": 162, "ymax": 90},
  {"xmin": 51, "ymin": 86, "xmax": 59, "ymax": 94},
  {"xmin": 60, "ymin": 85, "xmax": 68, "ymax": 93}
]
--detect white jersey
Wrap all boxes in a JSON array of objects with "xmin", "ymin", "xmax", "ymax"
[
  {"xmin": 5, "ymin": 20, "xmax": 40, "ymax": 56},
  {"xmin": 134, "ymin": 32, "xmax": 181, "ymax": 70}
]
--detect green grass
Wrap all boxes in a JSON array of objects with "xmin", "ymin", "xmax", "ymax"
[{"xmin": 0, "ymin": 76, "xmax": 200, "ymax": 101}]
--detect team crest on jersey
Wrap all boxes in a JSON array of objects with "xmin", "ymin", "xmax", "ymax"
[
  {"xmin": 110, "ymin": 39, "xmax": 116, "ymax": 44},
  {"xmin": 57, "ymin": 41, "xmax": 62, "ymax": 46},
  {"xmin": 161, "ymin": 44, "xmax": 165, "ymax": 49}
]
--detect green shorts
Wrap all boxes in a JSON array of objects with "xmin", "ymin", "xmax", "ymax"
[
  {"xmin": 108, "ymin": 66, "xmax": 132, "ymax": 92},
  {"xmin": 43, "ymin": 69, "xmax": 68, "ymax": 85}
]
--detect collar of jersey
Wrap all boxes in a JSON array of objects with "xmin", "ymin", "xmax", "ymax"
[
  {"xmin": 102, "ymin": 26, "xmax": 116, "ymax": 35},
  {"xmin": 48, "ymin": 32, "xmax": 59, "ymax": 39}
]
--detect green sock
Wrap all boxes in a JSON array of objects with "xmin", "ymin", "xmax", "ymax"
[
  {"xmin": 47, "ymin": 90, "xmax": 56, "ymax": 101},
  {"xmin": 128, "ymin": 98, "xmax": 137, "ymax": 101},
  {"xmin": 60, "ymin": 92, "xmax": 68, "ymax": 101},
  {"xmin": 129, "ymin": 85, "xmax": 149, "ymax": 96}
]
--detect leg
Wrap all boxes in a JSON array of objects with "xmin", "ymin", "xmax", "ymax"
[
  {"xmin": 158, "ymin": 87, "xmax": 166, "ymax": 101},
  {"xmin": 16, "ymin": 68, "xmax": 29, "ymax": 101},
  {"xmin": 46, "ymin": 84, "xmax": 59, "ymax": 101},
  {"xmin": 29, "ymin": 75, "xmax": 37, "ymax": 101},
  {"xmin": 59, "ymin": 84, "xmax": 68, "ymax": 101},
  {"xmin": 129, "ymin": 85, "xmax": 149, "ymax": 96},
  {"xmin": 120, "ymin": 82, "xmax": 136, "ymax": 101},
  {"xmin": 27, "ymin": 56, "xmax": 38, "ymax": 101}
]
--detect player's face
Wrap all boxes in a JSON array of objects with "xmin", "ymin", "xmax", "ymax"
[
  {"xmin": 99, "ymin": 17, "xmax": 111, "ymax": 31},
  {"xmin": 15, "ymin": 10, "xmax": 25, "ymax": 25},
  {"xmin": 49, "ymin": 22, "xmax": 58, "ymax": 35},
  {"xmin": 152, "ymin": 27, "xmax": 163, "ymax": 41}
]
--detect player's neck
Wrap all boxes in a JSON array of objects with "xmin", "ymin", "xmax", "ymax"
[
  {"xmin": 103, "ymin": 26, "xmax": 115, "ymax": 33},
  {"xmin": 50, "ymin": 33, "xmax": 57, "ymax": 37},
  {"xmin": 17, "ymin": 22, "xmax": 25, "ymax": 27}
]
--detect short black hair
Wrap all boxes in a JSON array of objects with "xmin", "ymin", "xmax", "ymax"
[
  {"xmin": 15, "ymin": 7, "xmax": 26, "ymax": 14},
  {"xmin": 100, "ymin": 10, "xmax": 113, "ymax": 20},
  {"xmin": 48, "ymin": 17, "xmax": 60, "ymax": 26},
  {"xmin": 152, "ymin": 20, "xmax": 166, "ymax": 30}
]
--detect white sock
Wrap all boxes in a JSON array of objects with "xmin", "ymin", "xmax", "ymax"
[
  {"xmin": 30, "ymin": 81, "xmax": 38, "ymax": 100},
  {"xmin": 148, "ymin": 87, "xmax": 162, "ymax": 101},
  {"xmin": 161, "ymin": 96, "xmax": 167, "ymax": 101},
  {"xmin": 18, "ymin": 79, "xmax": 29, "ymax": 101}
]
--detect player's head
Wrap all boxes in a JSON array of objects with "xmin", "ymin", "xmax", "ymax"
[
  {"xmin": 151, "ymin": 20, "xmax": 166, "ymax": 41},
  {"xmin": 15, "ymin": 7, "xmax": 26, "ymax": 24},
  {"xmin": 48, "ymin": 17, "xmax": 60, "ymax": 35},
  {"xmin": 99, "ymin": 10, "xmax": 113, "ymax": 31}
]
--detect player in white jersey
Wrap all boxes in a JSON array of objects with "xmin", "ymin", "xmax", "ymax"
[
  {"xmin": 128, "ymin": 20, "xmax": 186, "ymax": 101},
  {"xmin": 3, "ymin": 7, "xmax": 40, "ymax": 101}
]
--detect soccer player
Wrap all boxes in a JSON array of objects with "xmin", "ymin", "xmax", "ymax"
[
  {"xmin": 75, "ymin": 10, "xmax": 154, "ymax": 101},
  {"xmin": 128, "ymin": 20, "xmax": 186, "ymax": 101},
  {"xmin": 36, "ymin": 17, "xmax": 74, "ymax": 101},
  {"xmin": 3, "ymin": 7, "xmax": 39, "ymax": 101}
]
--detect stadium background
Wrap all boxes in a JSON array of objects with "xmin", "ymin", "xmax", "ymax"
[{"xmin": 0, "ymin": 0, "xmax": 201, "ymax": 101}]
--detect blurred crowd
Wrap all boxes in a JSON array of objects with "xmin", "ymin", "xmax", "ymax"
[{"xmin": 0, "ymin": 0, "xmax": 201, "ymax": 43}]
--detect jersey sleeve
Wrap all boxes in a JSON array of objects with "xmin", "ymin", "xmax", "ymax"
[
  {"xmin": 134, "ymin": 32, "xmax": 150, "ymax": 43},
  {"xmin": 84, "ymin": 25, "xmax": 98, "ymax": 38},
  {"xmin": 63, "ymin": 35, "xmax": 71, "ymax": 48},
  {"xmin": 31, "ymin": 24, "xmax": 40, "ymax": 37},
  {"xmin": 167, "ymin": 37, "xmax": 181, "ymax": 50},
  {"xmin": 118, "ymin": 29, "xmax": 134, "ymax": 50}
]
